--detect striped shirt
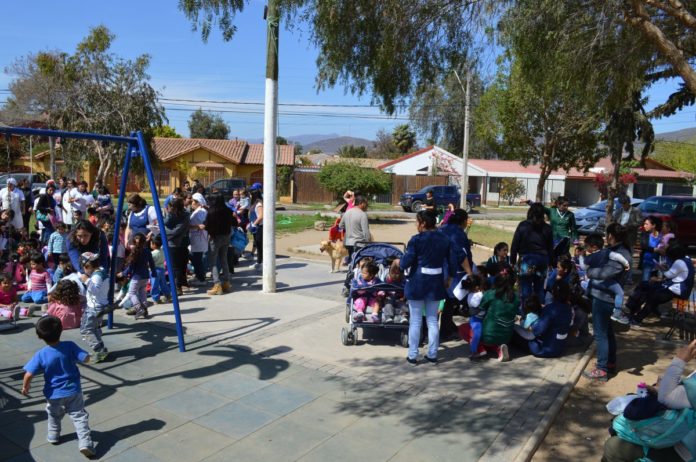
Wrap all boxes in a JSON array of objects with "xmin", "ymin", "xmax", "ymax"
[{"xmin": 29, "ymin": 270, "xmax": 53, "ymax": 293}]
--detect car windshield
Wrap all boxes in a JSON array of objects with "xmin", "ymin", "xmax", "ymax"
[
  {"xmin": 588, "ymin": 201, "xmax": 607, "ymax": 211},
  {"xmin": 640, "ymin": 197, "xmax": 681, "ymax": 214}
]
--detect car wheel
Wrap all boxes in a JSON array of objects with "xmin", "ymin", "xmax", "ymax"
[
  {"xmin": 401, "ymin": 206, "xmax": 411, "ymax": 212},
  {"xmin": 411, "ymin": 201, "xmax": 423, "ymax": 213}
]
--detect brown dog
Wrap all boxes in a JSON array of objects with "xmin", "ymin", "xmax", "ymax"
[{"xmin": 319, "ymin": 239, "xmax": 349, "ymax": 273}]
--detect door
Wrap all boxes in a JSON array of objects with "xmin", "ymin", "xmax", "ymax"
[{"xmin": 675, "ymin": 199, "xmax": 696, "ymax": 245}]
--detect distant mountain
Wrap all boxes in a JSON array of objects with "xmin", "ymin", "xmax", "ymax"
[
  {"xmin": 287, "ymin": 133, "xmax": 340, "ymax": 146},
  {"xmin": 304, "ymin": 136, "xmax": 374, "ymax": 154},
  {"xmin": 655, "ymin": 127, "xmax": 696, "ymax": 142}
]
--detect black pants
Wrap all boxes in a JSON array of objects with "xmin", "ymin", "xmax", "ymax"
[
  {"xmin": 439, "ymin": 298, "xmax": 459, "ymax": 339},
  {"xmin": 626, "ymin": 281, "xmax": 674, "ymax": 322},
  {"xmin": 168, "ymin": 246, "xmax": 188, "ymax": 288},
  {"xmin": 253, "ymin": 226, "xmax": 263, "ymax": 264}
]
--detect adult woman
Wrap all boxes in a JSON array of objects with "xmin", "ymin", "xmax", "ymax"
[
  {"xmin": 438, "ymin": 208, "xmax": 473, "ymax": 339},
  {"xmin": 625, "ymin": 240, "xmax": 695, "ymax": 325},
  {"xmin": 639, "ymin": 215, "xmax": 662, "ymax": 282},
  {"xmin": 0, "ymin": 177, "xmax": 25, "ymax": 229},
  {"xmin": 602, "ymin": 340, "xmax": 696, "ymax": 461},
  {"xmin": 125, "ymin": 194, "xmax": 157, "ymax": 244},
  {"xmin": 205, "ymin": 194, "xmax": 236, "ymax": 295},
  {"xmin": 400, "ymin": 210, "xmax": 458, "ymax": 364},
  {"xmin": 66, "ymin": 220, "xmax": 110, "ymax": 274},
  {"xmin": 583, "ymin": 223, "xmax": 633, "ymax": 382},
  {"xmin": 520, "ymin": 281, "xmax": 573, "ymax": 358},
  {"xmin": 510, "ymin": 203, "xmax": 554, "ymax": 304},
  {"xmin": 35, "ymin": 184, "xmax": 57, "ymax": 243},
  {"xmin": 188, "ymin": 193, "xmax": 208, "ymax": 286},
  {"xmin": 249, "ymin": 188, "xmax": 263, "ymax": 269},
  {"xmin": 164, "ymin": 198, "xmax": 190, "ymax": 296}
]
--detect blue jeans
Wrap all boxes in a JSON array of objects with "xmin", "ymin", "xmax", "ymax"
[
  {"xmin": 591, "ymin": 298, "xmax": 616, "ymax": 372},
  {"xmin": 21, "ymin": 290, "xmax": 47, "ymax": 304},
  {"xmin": 408, "ymin": 300, "xmax": 440, "ymax": 360},
  {"xmin": 519, "ymin": 254, "xmax": 548, "ymax": 306},
  {"xmin": 46, "ymin": 392, "xmax": 92, "ymax": 450},
  {"xmin": 469, "ymin": 316, "xmax": 484, "ymax": 352},
  {"xmin": 642, "ymin": 261, "xmax": 655, "ymax": 282},
  {"xmin": 150, "ymin": 267, "xmax": 170, "ymax": 301}
]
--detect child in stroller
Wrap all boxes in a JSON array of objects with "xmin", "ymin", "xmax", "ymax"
[
  {"xmin": 351, "ymin": 260, "xmax": 383, "ymax": 322},
  {"xmin": 382, "ymin": 259, "xmax": 408, "ymax": 324}
]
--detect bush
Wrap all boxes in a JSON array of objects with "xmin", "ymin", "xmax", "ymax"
[
  {"xmin": 317, "ymin": 161, "xmax": 391, "ymax": 198},
  {"xmin": 500, "ymin": 178, "xmax": 526, "ymax": 205}
]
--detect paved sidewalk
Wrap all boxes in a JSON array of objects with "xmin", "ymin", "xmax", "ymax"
[{"xmin": 0, "ymin": 258, "xmax": 590, "ymax": 461}]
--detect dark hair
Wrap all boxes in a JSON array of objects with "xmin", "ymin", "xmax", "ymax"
[
  {"xmin": 663, "ymin": 220, "xmax": 677, "ymax": 234},
  {"xmin": 172, "ymin": 187, "xmax": 182, "ymax": 196},
  {"xmin": 52, "ymin": 279, "xmax": 81, "ymax": 306},
  {"xmin": 461, "ymin": 274, "xmax": 483, "ymax": 292},
  {"xmin": 527, "ymin": 203, "xmax": 546, "ymax": 228},
  {"xmin": 36, "ymin": 315, "xmax": 62, "ymax": 343},
  {"xmin": 644, "ymin": 216, "xmax": 661, "ymax": 230},
  {"xmin": 55, "ymin": 222, "xmax": 68, "ymax": 232},
  {"xmin": 494, "ymin": 242, "xmax": 509, "ymax": 255},
  {"xmin": 494, "ymin": 271, "xmax": 516, "ymax": 303},
  {"xmin": 79, "ymin": 180, "xmax": 88, "ymax": 188},
  {"xmin": 30, "ymin": 253, "xmax": 45, "ymax": 266},
  {"xmin": 416, "ymin": 210, "xmax": 437, "ymax": 230},
  {"xmin": 167, "ymin": 197, "xmax": 185, "ymax": 216},
  {"xmin": 69, "ymin": 220, "xmax": 101, "ymax": 249},
  {"xmin": 558, "ymin": 259, "xmax": 574, "ymax": 274},
  {"xmin": 98, "ymin": 186, "xmax": 110, "ymax": 195},
  {"xmin": 208, "ymin": 193, "xmax": 226, "ymax": 213},
  {"xmin": 0, "ymin": 273, "xmax": 12, "ymax": 285},
  {"xmin": 58, "ymin": 254, "xmax": 71, "ymax": 266},
  {"xmin": 127, "ymin": 193, "xmax": 147, "ymax": 210},
  {"xmin": 666, "ymin": 240, "xmax": 687, "ymax": 262},
  {"xmin": 556, "ymin": 196, "xmax": 569, "ymax": 205},
  {"xmin": 448, "ymin": 209, "xmax": 468, "ymax": 226},
  {"xmin": 584, "ymin": 233, "xmax": 605, "ymax": 249},
  {"xmin": 353, "ymin": 194, "xmax": 368, "ymax": 206},
  {"xmin": 552, "ymin": 280, "xmax": 571, "ymax": 303},
  {"xmin": 151, "ymin": 234, "xmax": 163, "ymax": 247},
  {"xmin": 126, "ymin": 233, "xmax": 147, "ymax": 267},
  {"xmin": 523, "ymin": 294, "xmax": 542, "ymax": 315},
  {"xmin": 606, "ymin": 222, "xmax": 631, "ymax": 250},
  {"xmin": 362, "ymin": 261, "xmax": 379, "ymax": 277}
]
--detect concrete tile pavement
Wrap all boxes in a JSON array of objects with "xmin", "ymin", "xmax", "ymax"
[{"xmin": 0, "ymin": 258, "xmax": 590, "ymax": 461}]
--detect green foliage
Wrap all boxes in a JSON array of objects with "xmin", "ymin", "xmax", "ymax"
[
  {"xmin": 178, "ymin": 0, "xmax": 245, "ymax": 42},
  {"xmin": 653, "ymin": 138, "xmax": 696, "ymax": 175},
  {"xmin": 317, "ymin": 161, "xmax": 391, "ymax": 197},
  {"xmin": 370, "ymin": 128, "xmax": 399, "ymax": 159},
  {"xmin": 153, "ymin": 125, "xmax": 182, "ymax": 138},
  {"xmin": 499, "ymin": 178, "xmax": 526, "ymax": 205},
  {"xmin": 277, "ymin": 165, "xmax": 294, "ymax": 195},
  {"xmin": 392, "ymin": 124, "xmax": 417, "ymax": 154},
  {"xmin": 337, "ymin": 145, "xmax": 367, "ymax": 158},
  {"xmin": 276, "ymin": 136, "xmax": 288, "ymax": 145},
  {"xmin": 188, "ymin": 109, "xmax": 230, "ymax": 139},
  {"xmin": 307, "ymin": 148, "xmax": 323, "ymax": 154}
]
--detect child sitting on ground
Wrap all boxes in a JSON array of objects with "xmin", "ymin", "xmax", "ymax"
[
  {"xmin": 351, "ymin": 260, "xmax": 383, "ymax": 323},
  {"xmin": 46, "ymin": 279, "xmax": 83, "ymax": 330},
  {"xmin": 22, "ymin": 315, "xmax": 95, "ymax": 457},
  {"xmin": 117, "ymin": 233, "xmax": 155, "ymax": 319},
  {"xmin": 514, "ymin": 294, "xmax": 542, "ymax": 341},
  {"xmin": 149, "ymin": 235, "xmax": 170, "ymax": 304},
  {"xmin": 463, "ymin": 274, "xmax": 486, "ymax": 360},
  {"xmin": 545, "ymin": 259, "xmax": 574, "ymax": 304},
  {"xmin": 580, "ymin": 234, "xmax": 631, "ymax": 325},
  {"xmin": 0, "ymin": 273, "xmax": 21, "ymax": 321},
  {"xmin": 382, "ymin": 259, "xmax": 408, "ymax": 324},
  {"xmin": 485, "ymin": 242, "xmax": 512, "ymax": 276},
  {"xmin": 21, "ymin": 253, "xmax": 52, "ymax": 305},
  {"xmin": 79, "ymin": 252, "xmax": 110, "ymax": 363}
]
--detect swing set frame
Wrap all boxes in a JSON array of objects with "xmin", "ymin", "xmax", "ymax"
[{"xmin": 0, "ymin": 127, "xmax": 186, "ymax": 352}]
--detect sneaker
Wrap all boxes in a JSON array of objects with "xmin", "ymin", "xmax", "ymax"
[
  {"xmin": 92, "ymin": 351, "xmax": 109, "ymax": 363},
  {"xmin": 629, "ymin": 319, "xmax": 642, "ymax": 329},
  {"xmin": 400, "ymin": 316, "xmax": 409, "ymax": 324},
  {"xmin": 125, "ymin": 307, "xmax": 137, "ymax": 315},
  {"xmin": 12, "ymin": 304, "xmax": 21, "ymax": 321},
  {"xmin": 384, "ymin": 316, "xmax": 395, "ymax": 324},
  {"xmin": 253, "ymin": 263, "xmax": 262, "ymax": 271},
  {"xmin": 424, "ymin": 355, "xmax": 438, "ymax": 364},
  {"xmin": 611, "ymin": 310, "xmax": 630, "ymax": 325},
  {"xmin": 47, "ymin": 433, "xmax": 59, "ymax": 444},
  {"xmin": 469, "ymin": 351, "xmax": 487, "ymax": 361},
  {"xmin": 406, "ymin": 357, "xmax": 418, "ymax": 365},
  {"xmin": 80, "ymin": 446, "xmax": 96, "ymax": 458},
  {"xmin": 583, "ymin": 367, "xmax": 608, "ymax": 382},
  {"xmin": 353, "ymin": 312, "xmax": 365, "ymax": 322},
  {"xmin": 498, "ymin": 344, "xmax": 510, "ymax": 362},
  {"xmin": 134, "ymin": 308, "xmax": 149, "ymax": 319}
]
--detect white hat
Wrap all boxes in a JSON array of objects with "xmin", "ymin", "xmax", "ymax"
[
  {"xmin": 6, "ymin": 178, "xmax": 17, "ymax": 186},
  {"xmin": 192, "ymin": 192, "xmax": 207, "ymax": 206}
]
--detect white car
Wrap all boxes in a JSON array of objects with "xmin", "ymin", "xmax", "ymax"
[{"xmin": 574, "ymin": 198, "xmax": 643, "ymax": 235}]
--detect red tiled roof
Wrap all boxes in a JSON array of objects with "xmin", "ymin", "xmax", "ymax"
[
  {"xmin": 152, "ymin": 138, "xmax": 295, "ymax": 166},
  {"xmin": 378, "ymin": 146, "xmax": 434, "ymax": 169},
  {"xmin": 242, "ymin": 144, "xmax": 295, "ymax": 166}
]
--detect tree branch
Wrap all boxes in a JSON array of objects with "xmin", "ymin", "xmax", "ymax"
[{"xmin": 643, "ymin": 0, "xmax": 696, "ymax": 30}]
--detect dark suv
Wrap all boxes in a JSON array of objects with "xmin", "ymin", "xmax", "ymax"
[
  {"xmin": 205, "ymin": 177, "xmax": 246, "ymax": 200},
  {"xmin": 399, "ymin": 185, "xmax": 482, "ymax": 213},
  {"xmin": 638, "ymin": 195, "xmax": 696, "ymax": 246}
]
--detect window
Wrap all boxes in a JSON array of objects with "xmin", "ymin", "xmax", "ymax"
[
  {"xmin": 663, "ymin": 183, "xmax": 693, "ymax": 196},
  {"xmin": 633, "ymin": 182, "xmax": 657, "ymax": 199},
  {"xmin": 488, "ymin": 177, "xmax": 502, "ymax": 193}
]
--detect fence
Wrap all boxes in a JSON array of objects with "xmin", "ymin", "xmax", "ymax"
[{"xmin": 292, "ymin": 170, "xmax": 449, "ymax": 205}]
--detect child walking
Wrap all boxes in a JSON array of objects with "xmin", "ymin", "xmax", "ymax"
[
  {"xmin": 149, "ymin": 235, "xmax": 170, "ymax": 304},
  {"xmin": 46, "ymin": 279, "xmax": 83, "ymax": 330},
  {"xmin": 21, "ymin": 253, "xmax": 53, "ymax": 304},
  {"xmin": 118, "ymin": 233, "xmax": 155, "ymax": 318},
  {"xmin": 79, "ymin": 252, "xmax": 110, "ymax": 363},
  {"xmin": 22, "ymin": 315, "xmax": 95, "ymax": 457}
]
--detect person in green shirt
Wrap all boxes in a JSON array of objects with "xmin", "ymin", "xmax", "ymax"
[{"xmin": 546, "ymin": 196, "xmax": 578, "ymax": 258}]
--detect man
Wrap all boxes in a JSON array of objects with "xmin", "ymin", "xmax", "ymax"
[
  {"xmin": 0, "ymin": 178, "xmax": 25, "ymax": 229},
  {"xmin": 78, "ymin": 181, "xmax": 94, "ymax": 211},
  {"xmin": 612, "ymin": 194, "xmax": 642, "ymax": 248},
  {"xmin": 423, "ymin": 190, "xmax": 436, "ymax": 212},
  {"xmin": 340, "ymin": 194, "xmax": 371, "ymax": 296},
  {"xmin": 546, "ymin": 196, "xmax": 578, "ymax": 259}
]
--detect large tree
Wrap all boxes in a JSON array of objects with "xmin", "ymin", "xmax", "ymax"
[{"xmin": 188, "ymin": 109, "xmax": 230, "ymax": 139}]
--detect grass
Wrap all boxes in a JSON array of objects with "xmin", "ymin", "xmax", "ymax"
[
  {"xmin": 467, "ymin": 223, "xmax": 514, "ymax": 249},
  {"xmin": 276, "ymin": 213, "xmax": 332, "ymax": 235}
]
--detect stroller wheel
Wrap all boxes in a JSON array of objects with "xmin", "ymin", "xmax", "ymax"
[
  {"xmin": 341, "ymin": 327, "xmax": 351, "ymax": 346},
  {"xmin": 345, "ymin": 304, "xmax": 351, "ymax": 324},
  {"xmin": 400, "ymin": 331, "xmax": 409, "ymax": 348}
]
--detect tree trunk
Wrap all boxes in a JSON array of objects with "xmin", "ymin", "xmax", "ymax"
[
  {"xmin": 49, "ymin": 137, "xmax": 56, "ymax": 179},
  {"xmin": 605, "ymin": 150, "xmax": 622, "ymax": 225},
  {"xmin": 536, "ymin": 167, "xmax": 550, "ymax": 203}
]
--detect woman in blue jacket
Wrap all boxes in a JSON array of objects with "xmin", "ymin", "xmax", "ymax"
[
  {"xmin": 400, "ymin": 210, "xmax": 458, "ymax": 364},
  {"xmin": 66, "ymin": 220, "xmax": 110, "ymax": 275},
  {"xmin": 438, "ymin": 208, "xmax": 472, "ymax": 339}
]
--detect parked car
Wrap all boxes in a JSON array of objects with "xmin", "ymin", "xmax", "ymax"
[
  {"xmin": 0, "ymin": 172, "xmax": 50, "ymax": 197},
  {"xmin": 205, "ymin": 177, "xmax": 246, "ymax": 201},
  {"xmin": 575, "ymin": 197, "xmax": 644, "ymax": 235},
  {"xmin": 399, "ymin": 185, "xmax": 482, "ymax": 214},
  {"xmin": 638, "ymin": 195, "xmax": 696, "ymax": 246}
]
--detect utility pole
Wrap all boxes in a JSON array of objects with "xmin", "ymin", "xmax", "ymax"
[
  {"xmin": 262, "ymin": 0, "xmax": 279, "ymax": 293},
  {"xmin": 453, "ymin": 70, "xmax": 471, "ymax": 210}
]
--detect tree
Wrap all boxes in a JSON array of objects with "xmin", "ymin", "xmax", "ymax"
[
  {"xmin": 653, "ymin": 138, "xmax": 696, "ymax": 175},
  {"xmin": 500, "ymin": 178, "xmax": 526, "ymax": 205},
  {"xmin": 392, "ymin": 124, "xmax": 417, "ymax": 154},
  {"xmin": 153, "ymin": 125, "xmax": 182, "ymax": 138},
  {"xmin": 336, "ymin": 145, "xmax": 367, "ymax": 158},
  {"xmin": 276, "ymin": 136, "xmax": 288, "ymax": 145},
  {"xmin": 277, "ymin": 165, "xmax": 294, "ymax": 196},
  {"xmin": 370, "ymin": 129, "xmax": 399, "ymax": 159},
  {"xmin": 188, "ymin": 109, "xmax": 230, "ymax": 139},
  {"xmin": 317, "ymin": 161, "xmax": 391, "ymax": 198}
]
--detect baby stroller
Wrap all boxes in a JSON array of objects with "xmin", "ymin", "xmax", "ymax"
[{"xmin": 341, "ymin": 242, "xmax": 409, "ymax": 347}]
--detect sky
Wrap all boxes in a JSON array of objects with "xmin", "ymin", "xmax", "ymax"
[{"xmin": 0, "ymin": 0, "xmax": 694, "ymax": 143}]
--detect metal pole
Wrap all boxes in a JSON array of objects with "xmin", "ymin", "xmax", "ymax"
[
  {"xmin": 29, "ymin": 136, "xmax": 33, "ymax": 175},
  {"xmin": 453, "ymin": 70, "xmax": 471, "ymax": 209},
  {"xmin": 262, "ymin": 0, "xmax": 279, "ymax": 293}
]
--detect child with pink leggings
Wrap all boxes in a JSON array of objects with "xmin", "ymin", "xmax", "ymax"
[{"xmin": 351, "ymin": 261, "xmax": 383, "ymax": 322}]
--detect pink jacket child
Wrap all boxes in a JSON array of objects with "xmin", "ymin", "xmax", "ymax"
[
  {"xmin": 0, "ymin": 274, "xmax": 27, "ymax": 319},
  {"xmin": 351, "ymin": 261, "xmax": 383, "ymax": 323},
  {"xmin": 45, "ymin": 279, "xmax": 83, "ymax": 330}
]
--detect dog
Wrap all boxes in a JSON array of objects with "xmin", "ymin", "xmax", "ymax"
[{"xmin": 319, "ymin": 239, "xmax": 349, "ymax": 273}]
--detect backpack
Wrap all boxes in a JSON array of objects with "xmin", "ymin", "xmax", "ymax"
[
  {"xmin": 612, "ymin": 408, "xmax": 696, "ymax": 452},
  {"xmin": 230, "ymin": 228, "xmax": 248, "ymax": 253}
]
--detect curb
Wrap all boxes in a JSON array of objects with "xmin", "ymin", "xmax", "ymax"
[{"xmin": 513, "ymin": 342, "xmax": 596, "ymax": 462}]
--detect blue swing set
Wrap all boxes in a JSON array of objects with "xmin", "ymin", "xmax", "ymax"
[{"xmin": 0, "ymin": 126, "xmax": 187, "ymax": 352}]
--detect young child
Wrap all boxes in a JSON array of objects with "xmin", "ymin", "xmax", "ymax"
[
  {"xmin": 46, "ymin": 279, "xmax": 83, "ymax": 330},
  {"xmin": 79, "ymin": 252, "xmax": 110, "ymax": 363},
  {"xmin": 462, "ymin": 274, "xmax": 486, "ymax": 360},
  {"xmin": 580, "ymin": 234, "xmax": 630, "ymax": 324},
  {"xmin": 656, "ymin": 221, "xmax": 676, "ymax": 268},
  {"xmin": 53, "ymin": 255, "xmax": 72, "ymax": 284},
  {"xmin": 21, "ymin": 253, "xmax": 53, "ymax": 304},
  {"xmin": 514, "ymin": 294, "xmax": 542, "ymax": 341},
  {"xmin": 382, "ymin": 259, "xmax": 408, "ymax": 324},
  {"xmin": 545, "ymin": 259, "xmax": 574, "ymax": 304},
  {"xmin": 149, "ymin": 235, "xmax": 170, "ymax": 304},
  {"xmin": 21, "ymin": 315, "xmax": 94, "ymax": 457},
  {"xmin": 0, "ymin": 273, "xmax": 21, "ymax": 321},
  {"xmin": 573, "ymin": 245, "xmax": 586, "ymax": 278},
  {"xmin": 118, "ymin": 233, "xmax": 155, "ymax": 319},
  {"xmin": 351, "ymin": 260, "xmax": 383, "ymax": 322},
  {"xmin": 485, "ymin": 242, "xmax": 511, "ymax": 283}
]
